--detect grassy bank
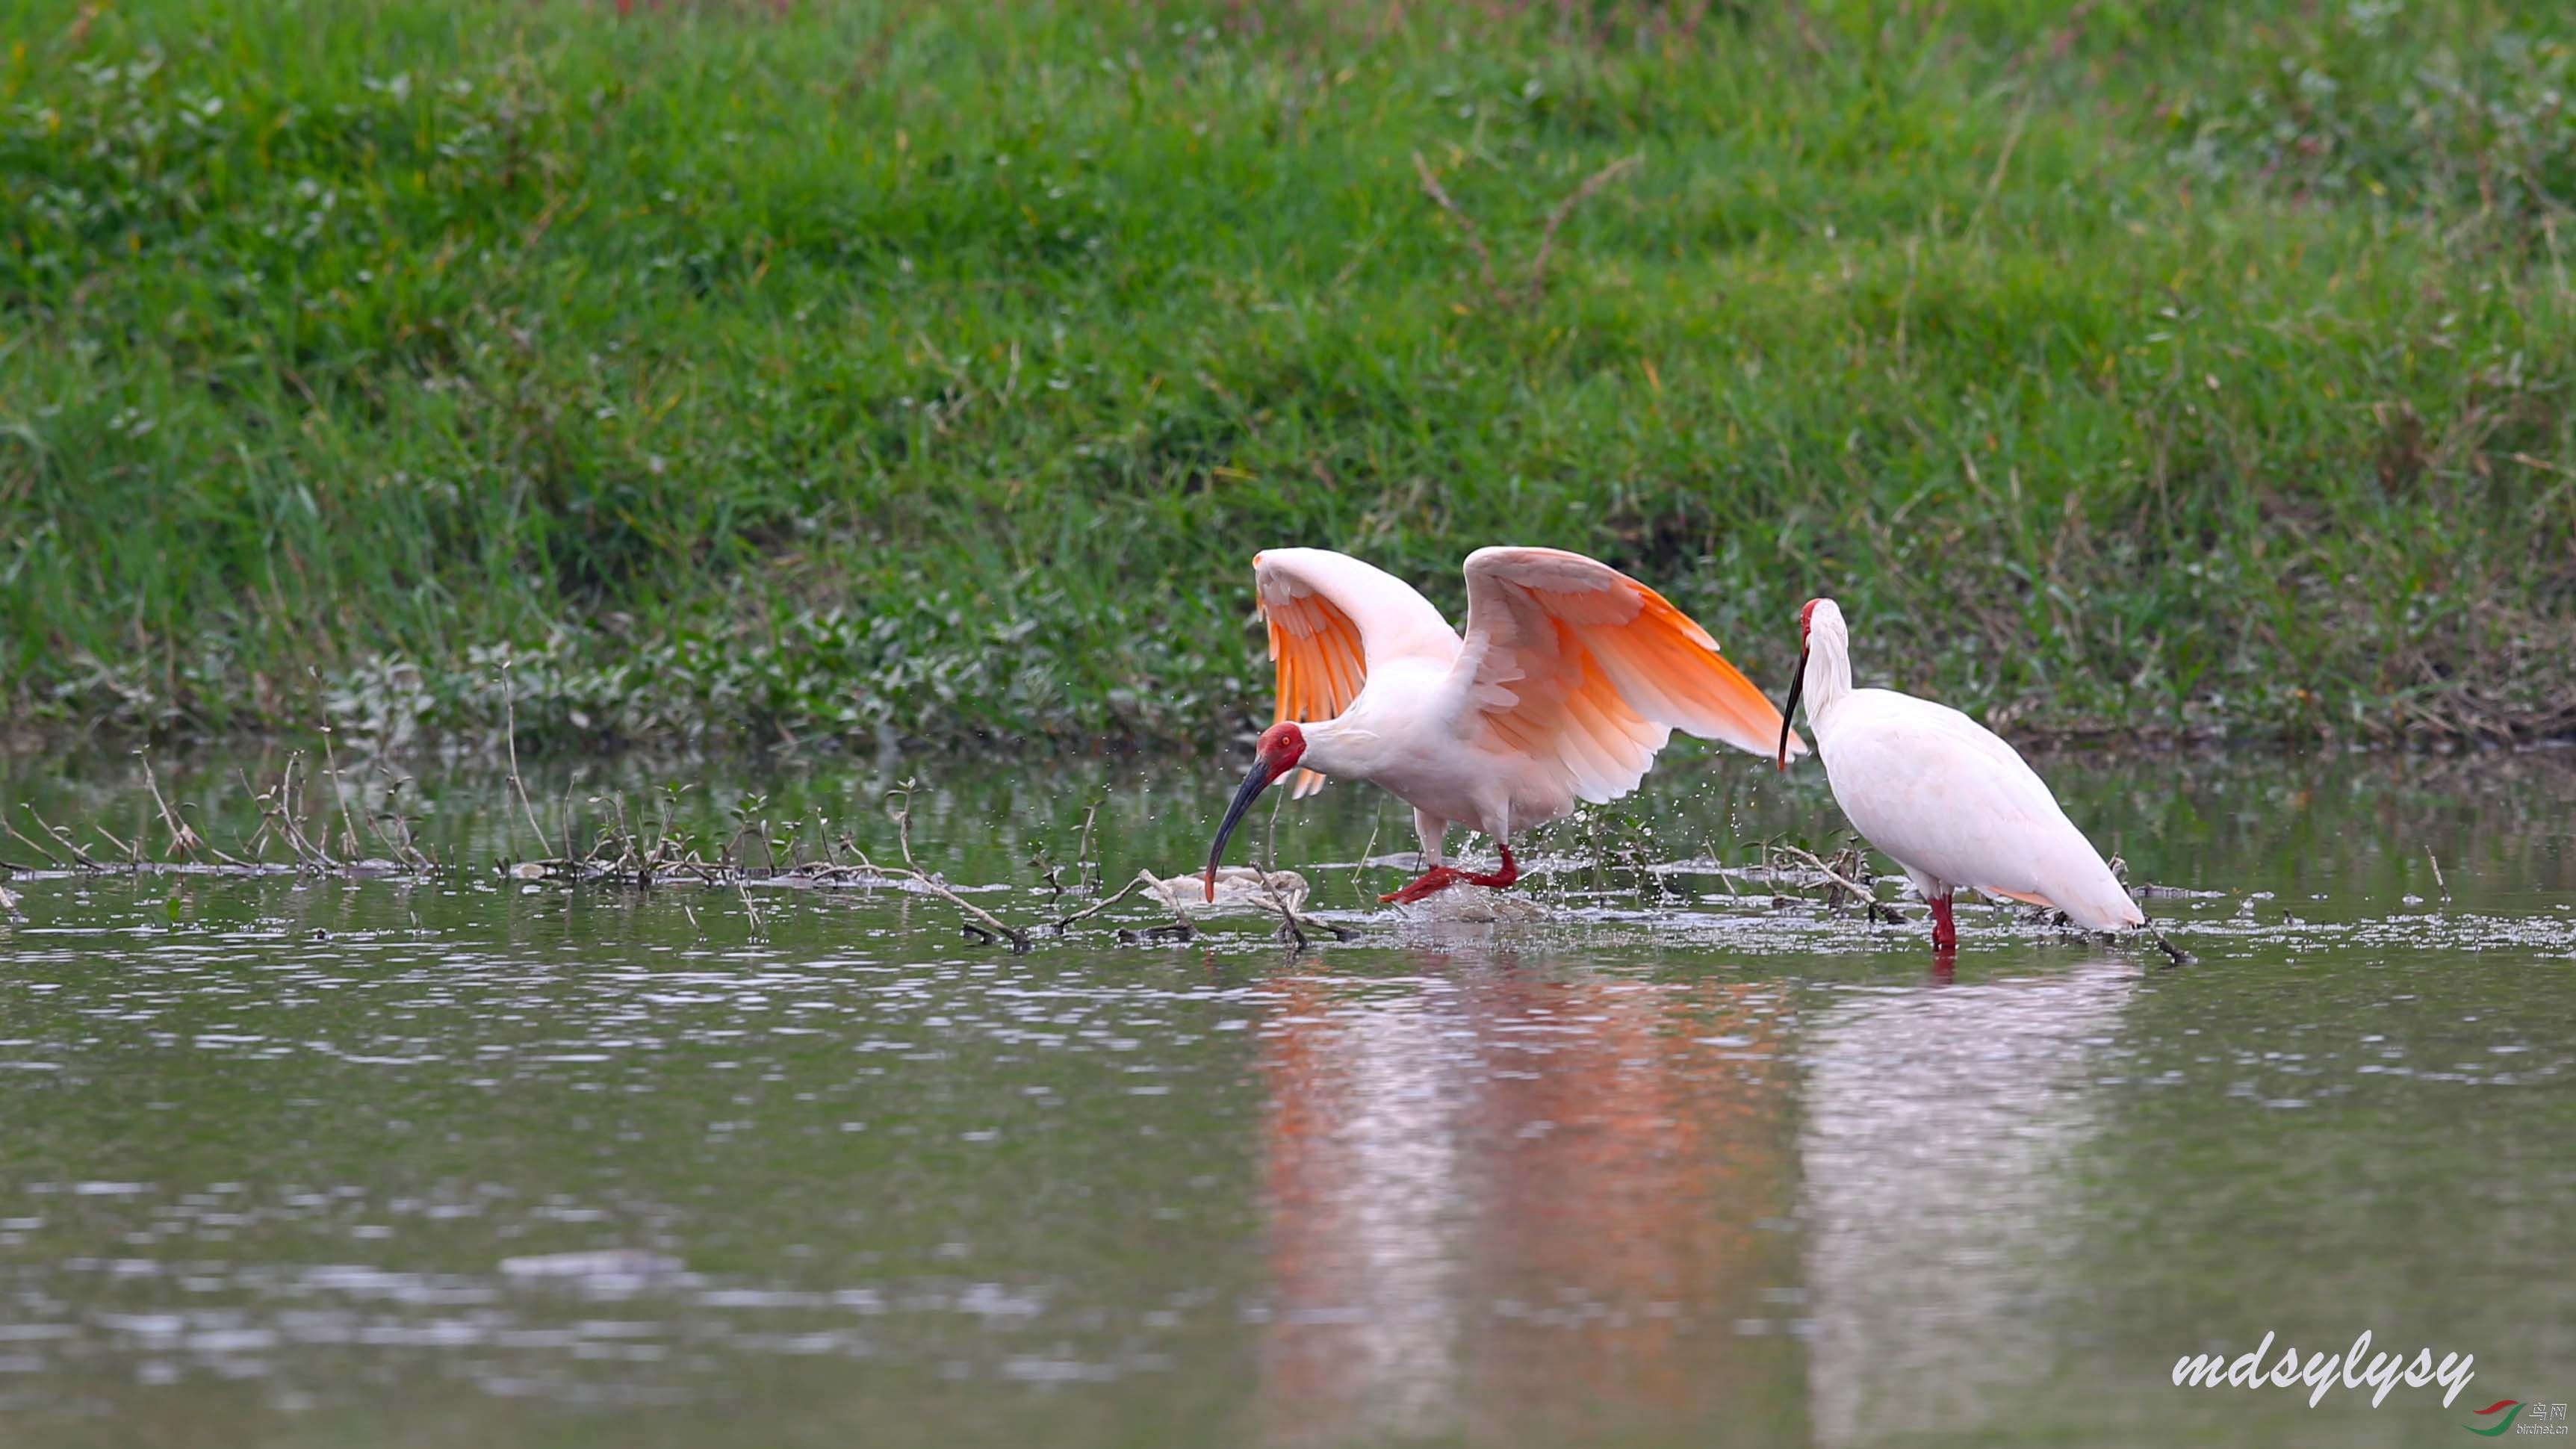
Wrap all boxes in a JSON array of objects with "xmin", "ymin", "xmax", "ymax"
[{"xmin": 4, "ymin": 0, "xmax": 2575, "ymax": 754}]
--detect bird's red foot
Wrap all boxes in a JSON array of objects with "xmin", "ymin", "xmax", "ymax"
[
  {"xmin": 1929, "ymin": 896, "xmax": 1958, "ymax": 951},
  {"xmin": 1380, "ymin": 845, "xmax": 1518, "ymax": 904},
  {"xmin": 1381, "ymin": 866, "xmax": 1467, "ymax": 903}
]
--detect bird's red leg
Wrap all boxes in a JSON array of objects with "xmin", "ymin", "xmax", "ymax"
[
  {"xmin": 1381, "ymin": 865, "xmax": 1467, "ymax": 903},
  {"xmin": 1382, "ymin": 845, "xmax": 1518, "ymax": 903},
  {"xmin": 1929, "ymin": 895, "xmax": 1958, "ymax": 951}
]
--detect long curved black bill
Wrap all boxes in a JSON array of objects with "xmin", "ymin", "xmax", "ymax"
[
  {"xmin": 1203, "ymin": 760, "xmax": 1277, "ymax": 901},
  {"xmin": 1775, "ymin": 648, "xmax": 1808, "ymax": 772}
]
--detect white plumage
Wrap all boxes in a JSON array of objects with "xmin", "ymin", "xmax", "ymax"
[
  {"xmin": 1781, "ymin": 599, "xmax": 2143, "ymax": 946},
  {"xmin": 1206, "ymin": 547, "xmax": 1801, "ymax": 903}
]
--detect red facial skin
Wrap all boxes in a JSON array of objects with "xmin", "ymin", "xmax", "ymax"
[{"xmin": 1256, "ymin": 722, "xmax": 1306, "ymax": 772}]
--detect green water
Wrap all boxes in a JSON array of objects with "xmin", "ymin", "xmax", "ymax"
[{"xmin": 0, "ymin": 746, "xmax": 2571, "ymax": 1448}]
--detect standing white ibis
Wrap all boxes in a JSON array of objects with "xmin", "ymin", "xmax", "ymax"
[
  {"xmin": 1203, "ymin": 547, "xmax": 1803, "ymax": 904},
  {"xmin": 1774, "ymin": 598, "xmax": 2143, "ymax": 949}
]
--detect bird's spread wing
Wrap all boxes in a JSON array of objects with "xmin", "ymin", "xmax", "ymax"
[
  {"xmin": 1453, "ymin": 547, "xmax": 1799, "ymax": 805},
  {"xmin": 1253, "ymin": 548, "xmax": 1457, "ymax": 798}
]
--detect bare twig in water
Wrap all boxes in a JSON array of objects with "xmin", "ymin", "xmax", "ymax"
[
  {"xmin": 137, "ymin": 750, "xmax": 205, "ymax": 862},
  {"xmin": 258, "ymin": 761, "xmax": 325, "ymax": 868},
  {"xmin": 1258, "ymin": 787, "xmax": 1301, "ymax": 949},
  {"xmin": 19, "ymin": 804, "xmax": 99, "ymax": 871},
  {"xmin": 872, "ymin": 778, "xmax": 1031, "ymax": 953},
  {"xmin": 90, "ymin": 820, "xmax": 140, "ymax": 866},
  {"xmin": 366, "ymin": 766, "xmax": 435, "ymax": 872},
  {"xmin": 233, "ymin": 769, "xmax": 275, "ymax": 864},
  {"xmin": 0, "ymin": 753, "xmax": 415, "ymax": 881},
  {"xmin": 2146, "ymin": 924, "xmax": 2194, "ymax": 966},
  {"xmin": 1031, "ymin": 844, "xmax": 1069, "ymax": 907},
  {"xmin": 258, "ymin": 755, "xmax": 333, "ymax": 869},
  {"xmin": 556, "ymin": 776, "xmax": 580, "ymax": 875},
  {"xmin": 1253, "ymin": 871, "xmax": 1354, "ymax": 947},
  {"xmin": 189, "ymin": 800, "xmax": 250, "ymax": 868},
  {"xmin": 1052, "ymin": 872, "xmax": 1151, "ymax": 934},
  {"xmin": 1252, "ymin": 786, "xmax": 1353, "ymax": 947},
  {"xmin": 1767, "ymin": 842, "xmax": 1905, "ymax": 923},
  {"xmin": 16, "ymin": 766, "xmax": 1319, "ymax": 952},
  {"xmin": 1256, "ymin": 856, "xmax": 1309, "ymax": 949},
  {"xmin": 498, "ymin": 660, "xmax": 556, "ymax": 860},
  {"xmin": 2424, "ymin": 846, "xmax": 2451, "ymax": 904},
  {"xmin": 5, "ymin": 807, "xmax": 74, "ymax": 869},
  {"xmin": 1072, "ymin": 797, "xmax": 1105, "ymax": 897},
  {"xmin": 319, "ymin": 719, "xmax": 361, "ymax": 862}
]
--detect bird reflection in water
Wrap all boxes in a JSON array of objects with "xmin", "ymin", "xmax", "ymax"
[
  {"xmin": 1251, "ymin": 952, "xmax": 1808, "ymax": 1449},
  {"xmin": 1797, "ymin": 955, "xmax": 2140, "ymax": 1447}
]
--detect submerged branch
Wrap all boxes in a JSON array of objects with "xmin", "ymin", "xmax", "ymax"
[
  {"xmin": 881, "ymin": 778, "xmax": 1031, "ymax": 953},
  {"xmin": 1763, "ymin": 841, "xmax": 1906, "ymax": 924},
  {"xmin": 7, "ymin": 757, "xmax": 442, "ymax": 882}
]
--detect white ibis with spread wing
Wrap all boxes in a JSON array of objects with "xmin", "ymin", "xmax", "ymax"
[{"xmin": 1204, "ymin": 547, "xmax": 1802, "ymax": 904}]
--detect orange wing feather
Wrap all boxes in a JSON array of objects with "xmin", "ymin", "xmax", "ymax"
[
  {"xmin": 1258, "ymin": 565, "xmax": 1371, "ymax": 798},
  {"xmin": 1460, "ymin": 547, "xmax": 1800, "ymax": 807}
]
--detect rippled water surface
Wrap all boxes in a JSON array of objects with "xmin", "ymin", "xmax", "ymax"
[{"xmin": 1, "ymin": 746, "xmax": 2571, "ymax": 1448}]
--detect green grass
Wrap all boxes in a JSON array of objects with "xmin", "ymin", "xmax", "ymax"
[{"xmin": 4, "ymin": 0, "xmax": 2575, "ymax": 752}]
